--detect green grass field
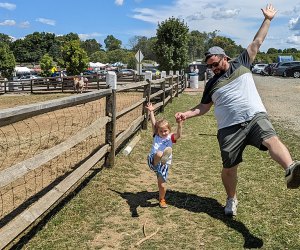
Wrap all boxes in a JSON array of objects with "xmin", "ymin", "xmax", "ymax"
[{"xmin": 19, "ymin": 93, "xmax": 300, "ymax": 249}]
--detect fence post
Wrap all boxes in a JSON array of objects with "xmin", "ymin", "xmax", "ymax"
[
  {"xmin": 175, "ymin": 71, "xmax": 179, "ymax": 97},
  {"xmin": 97, "ymin": 72, "xmax": 100, "ymax": 90},
  {"xmin": 61, "ymin": 77, "xmax": 64, "ymax": 93},
  {"xmin": 184, "ymin": 73, "xmax": 188, "ymax": 89},
  {"xmin": 169, "ymin": 76, "xmax": 173, "ymax": 103},
  {"xmin": 105, "ymin": 71, "xmax": 117, "ymax": 168},
  {"xmin": 142, "ymin": 80, "xmax": 151, "ymax": 130},
  {"xmin": 30, "ymin": 79, "xmax": 33, "ymax": 93},
  {"xmin": 160, "ymin": 79, "xmax": 166, "ymax": 112}
]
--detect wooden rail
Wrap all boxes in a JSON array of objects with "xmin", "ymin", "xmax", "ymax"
[{"xmin": 0, "ymin": 73, "xmax": 186, "ymax": 248}]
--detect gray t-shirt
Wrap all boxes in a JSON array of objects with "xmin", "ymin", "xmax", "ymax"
[{"xmin": 201, "ymin": 50, "xmax": 266, "ymax": 129}]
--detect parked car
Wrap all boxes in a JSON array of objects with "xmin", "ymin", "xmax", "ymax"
[
  {"xmin": 260, "ymin": 63, "xmax": 277, "ymax": 76},
  {"xmin": 17, "ymin": 75, "xmax": 42, "ymax": 81},
  {"xmin": 283, "ymin": 65, "xmax": 300, "ymax": 78},
  {"xmin": 272, "ymin": 61, "xmax": 300, "ymax": 76},
  {"xmin": 117, "ymin": 69, "xmax": 135, "ymax": 78},
  {"xmin": 251, "ymin": 63, "xmax": 268, "ymax": 74},
  {"xmin": 51, "ymin": 71, "xmax": 67, "ymax": 78}
]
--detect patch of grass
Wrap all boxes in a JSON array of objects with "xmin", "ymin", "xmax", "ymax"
[{"xmin": 21, "ymin": 93, "xmax": 300, "ymax": 249}]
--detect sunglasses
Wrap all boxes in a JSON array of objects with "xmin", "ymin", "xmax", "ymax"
[{"xmin": 206, "ymin": 57, "xmax": 222, "ymax": 69}]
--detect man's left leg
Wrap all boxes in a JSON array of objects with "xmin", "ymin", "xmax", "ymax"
[{"xmin": 222, "ymin": 165, "xmax": 238, "ymax": 216}]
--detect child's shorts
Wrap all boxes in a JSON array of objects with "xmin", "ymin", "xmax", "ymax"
[{"xmin": 147, "ymin": 153, "xmax": 169, "ymax": 182}]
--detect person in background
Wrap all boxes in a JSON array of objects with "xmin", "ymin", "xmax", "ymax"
[
  {"xmin": 204, "ymin": 68, "xmax": 214, "ymax": 87},
  {"xmin": 175, "ymin": 4, "xmax": 300, "ymax": 216}
]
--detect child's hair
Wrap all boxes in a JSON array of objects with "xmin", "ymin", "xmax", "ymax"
[{"xmin": 155, "ymin": 118, "xmax": 172, "ymax": 134}]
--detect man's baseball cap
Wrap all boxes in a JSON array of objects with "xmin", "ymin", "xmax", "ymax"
[{"xmin": 204, "ymin": 46, "xmax": 231, "ymax": 62}]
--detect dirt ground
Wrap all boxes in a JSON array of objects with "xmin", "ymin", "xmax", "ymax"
[{"xmin": 253, "ymin": 75, "xmax": 300, "ymax": 136}]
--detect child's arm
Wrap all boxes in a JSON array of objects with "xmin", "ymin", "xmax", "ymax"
[
  {"xmin": 173, "ymin": 120, "xmax": 183, "ymax": 141},
  {"xmin": 145, "ymin": 103, "xmax": 156, "ymax": 133}
]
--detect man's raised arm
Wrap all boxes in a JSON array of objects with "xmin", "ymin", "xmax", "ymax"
[{"xmin": 247, "ymin": 4, "xmax": 277, "ymax": 63}]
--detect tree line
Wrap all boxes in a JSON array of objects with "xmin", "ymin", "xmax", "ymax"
[{"xmin": 1, "ymin": 18, "xmax": 300, "ymax": 79}]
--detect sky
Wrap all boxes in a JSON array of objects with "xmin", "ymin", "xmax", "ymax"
[{"xmin": 1, "ymin": 0, "xmax": 300, "ymax": 53}]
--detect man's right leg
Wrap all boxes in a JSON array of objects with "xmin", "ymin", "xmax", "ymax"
[{"xmin": 222, "ymin": 165, "xmax": 238, "ymax": 216}]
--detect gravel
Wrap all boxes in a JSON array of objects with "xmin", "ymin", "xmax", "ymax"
[{"xmin": 254, "ymin": 75, "xmax": 300, "ymax": 136}]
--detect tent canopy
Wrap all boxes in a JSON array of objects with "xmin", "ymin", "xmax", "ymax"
[
  {"xmin": 89, "ymin": 62, "xmax": 106, "ymax": 68},
  {"xmin": 15, "ymin": 66, "xmax": 31, "ymax": 73}
]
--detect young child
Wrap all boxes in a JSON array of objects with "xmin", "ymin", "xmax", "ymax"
[{"xmin": 145, "ymin": 102, "xmax": 183, "ymax": 208}]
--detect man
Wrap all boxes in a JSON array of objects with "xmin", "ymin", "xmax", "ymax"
[{"xmin": 175, "ymin": 4, "xmax": 300, "ymax": 216}]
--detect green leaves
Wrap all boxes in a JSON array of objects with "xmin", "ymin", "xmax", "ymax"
[
  {"xmin": 0, "ymin": 42, "xmax": 16, "ymax": 78},
  {"xmin": 154, "ymin": 17, "xmax": 189, "ymax": 71}
]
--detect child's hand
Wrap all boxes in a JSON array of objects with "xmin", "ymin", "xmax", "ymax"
[
  {"xmin": 175, "ymin": 112, "xmax": 186, "ymax": 122},
  {"xmin": 145, "ymin": 102, "xmax": 155, "ymax": 112},
  {"xmin": 176, "ymin": 118, "xmax": 183, "ymax": 125}
]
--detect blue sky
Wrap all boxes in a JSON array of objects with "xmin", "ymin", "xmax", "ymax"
[{"xmin": 1, "ymin": 0, "xmax": 300, "ymax": 52}]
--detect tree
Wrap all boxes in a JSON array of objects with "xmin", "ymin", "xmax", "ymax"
[
  {"xmin": 129, "ymin": 36, "xmax": 158, "ymax": 61},
  {"xmin": 0, "ymin": 42, "xmax": 16, "ymax": 79},
  {"xmin": 267, "ymin": 48, "xmax": 278, "ymax": 54},
  {"xmin": 11, "ymin": 32, "xmax": 57, "ymax": 64},
  {"xmin": 104, "ymin": 35, "xmax": 122, "ymax": 51},
  {"xmin": 61, "ymin": 40, "xmax": 89, "ymax": 75},
  {"xmin": 154, "ymin": 17, "xmax": 189, "ymax": 71},
  {"xmin": 106, "ymin": 49, "xmax": 126, "ymax": 64},
  {"xmin": 90, "ymin": 51, "xmax": 108, "ymax": 63},
  {"xmin": 127, "ymin": 55, "xmax": 137, "ymax": 70},
  {"xmin": 188, "ymin": 31, "xmax": 212, "ymax": 61},
  {"xmin": 61, "ymin": 32, "xmax": 80, "ymax": 42},
  {"xmin": 40, "ymin": 53, "xmax": 54, "ymax": 76},
  {"xmin": 0, "ymin": 33, "xmax": 13, "ymax": 45},
  {"xmin": 81, "ymin": 39, "xmax": 102, "ymax": 57},
  {"xmin": 208, "ymin": 36, "xmax": 243, "ymax": 58}
]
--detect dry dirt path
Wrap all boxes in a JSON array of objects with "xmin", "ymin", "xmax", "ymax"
[{"xmin": 253, "ymin": 75, "xmax": 300, "ymax": 136}]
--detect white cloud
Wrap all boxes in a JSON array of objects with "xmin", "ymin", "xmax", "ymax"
[
  {"xmin": 130, "ymin": 0, "xmax": 300, "ymax": 50},
  {"xmin": 78, "ymin": 32, "xmax": 103, "ymax": 41},
  {"xmin": 36, "ymin": 18, "xmax": 56, "ymax": 26},
  {"xmin": 0, "ymin": 2, "xmax": 16, "ymax": 10},
  {"xmin": 115, "ymin": 0, "xmax": 123, "ymax": 6},
  {"xmin": 0, "ymin": 19, "xmax": 16, "ymax": 26},
  {"xmin": 185, "ymin": 12, "xmax": 205, "ymax": 22},
  {"xmin": 19, "ymin": 21, "xmax": 30, "ymax": 28},
  {"xmin": 212, "ymin": 8, "xmax": 240, "ymax": 20},
  {"xmin": 281, "ymin": 4, "xmax": 300, "ymax": 16},
  {"xmin": 289, "ymin": 16, "xmax": 300, "ymax": 31},
  {"xmin": 287, "ymin": 35, "xmax": 300, "ymax": 45},
  {"xmin": 132, "ymin": 8, "xmax": 163, "ymax": 24}
]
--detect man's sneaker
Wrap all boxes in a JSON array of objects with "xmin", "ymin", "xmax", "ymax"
[
  {"xmin": 161, "ymin": 147, "xmax": 172, "ymax": 165},
  {"xmin": 224, "ymin": 197, "xmax": 238, "ymax": 216},
  {"xmin": 286, "ymin": 161, "xmax": 300, "ymax": 189},
  {"xmin": 159, "ymin": 199, "xmax": 168, "ymax": 208}
]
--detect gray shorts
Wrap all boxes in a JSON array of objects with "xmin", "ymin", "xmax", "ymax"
[{"xmin": 217, "ymin": 112, "xmax": 276, "ymax": 168}]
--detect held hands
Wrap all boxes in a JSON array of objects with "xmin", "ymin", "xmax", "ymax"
[
  {"xmin": 261, "ymin": 4, "xmax": 277, "ymax": 21},
  {"xmin": 175, "ymin": 112, "xmax": 186, "ymax": 123}
]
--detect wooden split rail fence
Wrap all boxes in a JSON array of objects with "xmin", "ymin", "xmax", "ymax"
[{"xmin": 0, "ymin": 73, "xmax": 187, "ymax": 248}]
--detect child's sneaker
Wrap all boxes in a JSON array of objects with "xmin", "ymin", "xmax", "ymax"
[
  {"xmin": 286, "ymin": 161, "xmax": 300, "ymax": 189},
  {"xmin": 161, "ymin": 147, "xmax": 172, "ymax": 165},
  {"xmin": 159, "ymin": 199, "xmax": 168, "ymax": 208}
]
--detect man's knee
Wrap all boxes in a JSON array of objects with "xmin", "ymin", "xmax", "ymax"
[
  {"xmin": 262, "ymin": 135, "xmax": 280, "ymax": 148},
  {"xmin": 222, "ymin": 165, "xmax": 238, "ymax": 175}
]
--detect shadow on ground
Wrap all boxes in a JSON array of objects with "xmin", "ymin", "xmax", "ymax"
[{"xmin": 111, "ymin": 189, "xmax": 263, "ymax": 249}]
